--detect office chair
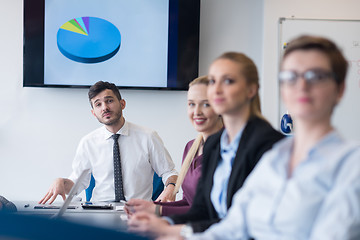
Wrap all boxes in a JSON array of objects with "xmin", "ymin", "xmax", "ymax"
[
  {"xmin": 85, "ymin": 174, "xmax": 96, "ymax": 202},
  {"xmin": 85, "ymin": 172, "xmax": 164, "ymax": 201},
  {"xmin": 151, "ymin": 172, "xmax": 164, "ymax": 201}
]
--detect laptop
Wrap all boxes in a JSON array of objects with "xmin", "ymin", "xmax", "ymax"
[
  {"xmin": 34, "ymin": 169, "xmax": 91, "ymax": 218},
  {"xmin": 54, "ymin": 169, "xmax": 91, "ymax": 218}
]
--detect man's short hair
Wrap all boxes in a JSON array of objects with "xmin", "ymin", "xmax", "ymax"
[{"xmin": 88, "ymin": 81, "xmax": 122, "ymax": 108}]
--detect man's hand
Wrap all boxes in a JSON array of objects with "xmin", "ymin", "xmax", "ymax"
[
  {"xmin": 156, "ymin": 184, "xmax": 176, "ymax": 202},
  {"xmin": 156, "ymin": 175, "xmax": 178, "ymax": 202},
  {"xmin": 38, "ymin": 178, "xmax": 74, "ymax": 204}
]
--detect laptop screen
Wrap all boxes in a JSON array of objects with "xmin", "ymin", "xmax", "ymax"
[{"xmin": 53, "ymin": 169, "xmax": 91, "ymax": 218}]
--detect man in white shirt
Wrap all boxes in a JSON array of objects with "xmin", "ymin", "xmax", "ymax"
[{"xmin": 39, "ymin": 81, "xmax": 177, "ymax": 204}]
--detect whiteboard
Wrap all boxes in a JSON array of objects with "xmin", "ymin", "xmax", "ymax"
[{"xmin": 278, "ymin": 18, "xmax": 360, "ymax": 141}]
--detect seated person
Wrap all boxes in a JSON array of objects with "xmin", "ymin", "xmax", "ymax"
[
  {"xmin": 0, "ymin": 195, "xmax": 17, "ymax": 212},
  {"xmin": 39, "ymin": 81, "xmax": 177, "ymax": 204},
  {"xmin": 125, "ymin": 76, "xmax": 223, "ymax": 216},
  {"xmin": 131, "ymin": 36, "xmax": 360, "ymax": 239},
  {"xmin": 128, "ymin": 52, "xmax": 284, "ymax": 238}
]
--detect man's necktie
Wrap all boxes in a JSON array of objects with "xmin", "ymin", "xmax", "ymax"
[{"xmin": 112, "ymin": 134, "xmax": 125, "ymax": 201}]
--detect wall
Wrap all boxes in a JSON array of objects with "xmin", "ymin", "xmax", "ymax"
[
  {"xmin": 198, "ymin": 0, "xmax": 264, "ymax": 76},
  {"xmin": 0, "ymin": 0, "xmax": 264, "ymax": 201}
]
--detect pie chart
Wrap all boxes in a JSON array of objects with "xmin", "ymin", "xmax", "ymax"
[{"xmin": 57, "ymin": 17, "xmax": 121, "ymax": 63}]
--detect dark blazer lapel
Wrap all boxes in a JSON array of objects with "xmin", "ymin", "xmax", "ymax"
[
  {"xmin": 204, "ymin": 141, "xmax": 221, "ymax": 204},
  {"xmin": 225, "ymin": 119, "xmax": 254, "ymax": 207}
]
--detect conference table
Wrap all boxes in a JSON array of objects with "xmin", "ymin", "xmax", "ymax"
[
  {"xmin": 0, "ymin": 200, "xmax": 151, "ymax": 240},
  {"xmin": 13, "ymin": 200, "xmax": 128, "ymax": 231}
]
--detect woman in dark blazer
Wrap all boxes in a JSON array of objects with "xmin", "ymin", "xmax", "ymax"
[
  {"xmin": 170, "ymin": 116, "xmax": 283, "ymax": 232},
  {"xmin": 128, "ymin": 52, "xmax": 284, "ymax": 238}
]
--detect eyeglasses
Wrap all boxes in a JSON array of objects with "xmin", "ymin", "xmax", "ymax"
[{"xmin": 279, "ymin": 69, "xmax": 337, "ymax": 86}]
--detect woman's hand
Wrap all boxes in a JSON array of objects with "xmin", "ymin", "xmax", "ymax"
[
  {"xmin": 128, "ymin": 212, "xmax": 185, "ymax": 239},
  {"xmin": 124, "ymin": 199, "xmax": 157, "ymax": 217},
  {"xmin": 128, "ymin": 212, "xmax": 169, "ymax": 237}
]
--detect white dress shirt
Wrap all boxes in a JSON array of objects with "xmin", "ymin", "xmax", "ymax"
[
  {"xmin": 68, "ymin": 121, "xmax": 177, "ymax": 202},
  {"xmin": 190, "ymin": 131, "xmax": 360, "ymax": 240}
]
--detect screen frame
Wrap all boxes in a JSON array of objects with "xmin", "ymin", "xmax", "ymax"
[{"xmin": 23, "ymin": 0, "xmax": 200, "ymax": 90}]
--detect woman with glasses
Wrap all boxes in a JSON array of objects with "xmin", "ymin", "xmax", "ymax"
[{"xmin": 180, "ymin": 35, "xmax": 360, "ymax": 240}]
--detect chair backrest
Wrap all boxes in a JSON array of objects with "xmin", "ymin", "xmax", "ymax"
[
  {"xmin": 85, "ymin": 174, "xmax": 96, "ymax": 202},
  {"xmin": 151, "ymin": 172, "xmax": 164, "ymax": 201},
  {"xmin": 85, "ymin": 172, "xmax": 164, "ymax": 202}
]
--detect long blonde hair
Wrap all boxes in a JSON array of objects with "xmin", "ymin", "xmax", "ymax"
[
  {"xmin": 173, "ymin": 134, "xmax": 203, "ymax": 196},
  {"xmin": 173, "ymin": 76, "xmax": 208, "ymax": 196}
]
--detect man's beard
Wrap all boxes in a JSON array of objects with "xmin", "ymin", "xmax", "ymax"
[{"xmin": 98, "ymin": 110, "xmax": 122, "ymax": 126}]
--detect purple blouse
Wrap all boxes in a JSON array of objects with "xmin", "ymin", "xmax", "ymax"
[{"xmin": 159, "ymin": 139, "xmax": 202, "ymax": 216}]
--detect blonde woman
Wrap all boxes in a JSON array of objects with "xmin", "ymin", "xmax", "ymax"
[
  {"xmin": 128, "ymin": 52, "xmax": 284, "ymax": 238},
  {"xmin": 125, "ymin": 76, "xmax": 223, "ymax": 216}
]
